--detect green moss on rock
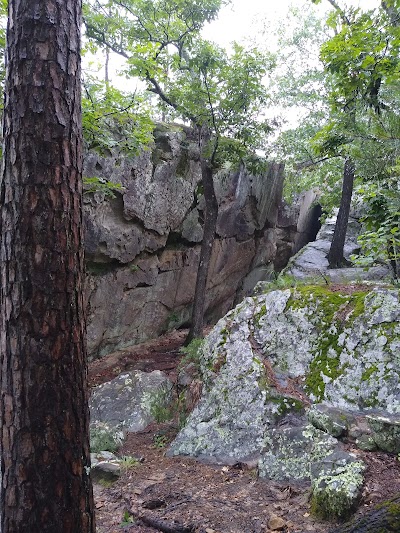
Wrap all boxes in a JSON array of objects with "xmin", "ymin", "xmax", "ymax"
[
  {"xmin": 311, "ymin": 460, "xmax": 365, "ymax": 521},
  {"xmin": 284, "ymin": 286, "xmax": 369, "ymax": 401}
]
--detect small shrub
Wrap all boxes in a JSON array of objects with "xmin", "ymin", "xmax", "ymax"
[
  {"xmin": 83, "ymin": 176, "xmax": 124, "ymax": 198},
  {"xmin": 152, "ymin": 433, "xmax": 168, "ymax": 448},
  {"xmin": 179, "ymin": 338, "xmax": 205, "ymax": 370},
  {"xmin": 119, "ymin": 456, "xmax": 139, "ymax": 470},
  {"xmin": 142, "ymin": 384, "xmax": 173, "ymax": 423},
  {"xmin": 120, "ymin": 511, "xmax": 134, "ymax": 526}
]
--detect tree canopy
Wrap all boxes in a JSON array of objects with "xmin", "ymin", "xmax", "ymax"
[{"xmin": 267, "ymin": 0, "xmax": 400, "ymax": 274}]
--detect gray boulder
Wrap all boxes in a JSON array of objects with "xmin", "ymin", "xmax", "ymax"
[
  {"xmin": 310, "ymin": 451, "xmax": 365, "ymax": 520},
  {"xmin": 258, "ymin": 424, "xmax": 338, "ymax": 481},
  {"xmin": 284, "ymin": 211, "xmax": 393, "ymax": 282},
  {"xmin": 90, "ymin": 370, "xmax": 172, "ymax": 437},
  {"xmin": 168, "ymin": 285, "xmax": 399, "ymax": 470}
]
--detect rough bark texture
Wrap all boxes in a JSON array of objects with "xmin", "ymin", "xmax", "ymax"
[
  {"xmin": 0, "ymin": 1, "xmax": 95, "ymax": 531},
  {"xmin": 186, "ymin": 132, "xmax": 219, "ymax": 343},
  {"xmin": 327, "ymin": 157, "xmax": 355, "ymax": 268},
  {"xmin": 330, "ymin": 494, "xmax": 400, "ymax": 532}
]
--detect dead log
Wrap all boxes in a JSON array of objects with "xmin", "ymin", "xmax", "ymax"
[
  {"xmin": 330, "ymin": 494, "xmax": 400, "ymax": 532},
  {"xmin": 131, "ymin": 510, "xmax": 195, "ymax": 533}
]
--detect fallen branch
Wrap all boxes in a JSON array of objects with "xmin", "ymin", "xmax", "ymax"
[{"xmin": 130, "ymin": 509, "xmax": 195, "ymax": 533}]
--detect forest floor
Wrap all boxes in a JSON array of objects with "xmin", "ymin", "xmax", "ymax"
[{"xmin": 89, "ymin": 329, "xmax": 400, "ymax": 533}]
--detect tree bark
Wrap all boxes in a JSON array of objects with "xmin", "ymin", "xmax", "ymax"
[
  {"xmin": 327, "ymin": 157, "xmax": 355, "ymax": 268},
  {"xmin": 186, "ymin": 131, "xmax": 218, "ymax": 343},
  {"xmin": 0, "ymin": 1, "xmax": 95, "ymax": 532},
  {"xmin": 329, "ymin": 494, "xmax": 400, "ymax": 532}
]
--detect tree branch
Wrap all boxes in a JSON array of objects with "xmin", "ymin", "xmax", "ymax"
[
  {"xmin": 325, "ymin": 0, "xmax": 351, "ymax": 25},
  {"xmin": 382, "ymin": 1, "xmax": 400, "ymax": 26},
  {"xmin": 295, "ymin": 155, "xmax": 337, "ymax": 170},
  {"xmin": 84, "ymin": 21, "xmax": 129, "ymax": 58}
]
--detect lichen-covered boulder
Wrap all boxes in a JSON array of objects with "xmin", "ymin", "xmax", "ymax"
[
  {"xmin": 168, "ymin": 285, "xmax": 400, "ymax": 466},
  {"xmin": 307, "ymin": 404, "xmax": 349, "ymax": 437},
  {"xmin": 310, "ymin": 451, "xmax": 365, "ymax": 520},
  {"xmin": 90, "ymin": 370, "xmax": 172, "ymax": 436},
  {"xmin": 366, "ymin": 412, "xmax": 400, "ymax": 453},
  {"xmin": 89, "ymin": 422, "xmax": 124, "ymax": 454},
  {"xmin": 258, "ymin": 424, "xmax": 338, "ymax": 481}
]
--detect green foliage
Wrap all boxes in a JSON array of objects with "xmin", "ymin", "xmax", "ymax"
[
  {"xmin": 120, "ymin": 510, "xmax": 135, "ymax": 526},
  {"xmin": 179, "ymin": 338, "xmax": 205, "ymax": 370},
  {"xmin": 351, "ymin": 181, "xmax": 400, "ymax": 276},
  {"xmin": 262, "ymin": 5, "xmax": 341, "ymax": 203},
  {"xmin": 119, "ymin": 455, "xmax": 139, "ymax": 470},
  {"xmin": 90, "ymin": 426, "xmax": 121, "ymax": 453},
  {"xmin": 143, "ymin": 384, "xmax": 173, "ymax": 423},
  {"xmin": 166, "ymin": 310, "xmax": 179, "ymax": 329},
  {"xmin": 84, "ymin": 0, "xmax": 272, "ymax": 173},
  {"xmin": 82, "ymin": 77, "xmax": 154, "ymax": 156},
  {"xmin": 152, "ymin": 433, "xmax": 168, "ymax": 448},
  {"xmin": 83, "ymin": 176, "xmax": 124, "ymax": 198}
]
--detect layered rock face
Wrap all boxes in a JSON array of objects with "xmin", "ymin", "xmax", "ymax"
[{"xmin": 84, "ymin": 125, "xmax": 318, "ymax": 358}]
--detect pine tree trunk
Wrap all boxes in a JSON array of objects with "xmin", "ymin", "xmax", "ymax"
[
  {"xmin": 0, "ymin": 1, "xmax": 95, "ymax": 531},
  {"xmin": 327, "ymin": 157, "xmax": 355, "ymax": 268},
  {"xmin": 186, "ymin": 139, "xmax": 218, "ymax": 343}
]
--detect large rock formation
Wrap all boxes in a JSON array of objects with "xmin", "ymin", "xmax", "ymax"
[
  {"xmin": 84, "ymin": 125, "xmax": 319, "ymax": 358},
  {"xmin": 168, "ymin": 285, "xmax": 400, "ymax": 462},
  {"xmin": 166, "ymin": 283, "xmax": 400, "ymax": 518}
]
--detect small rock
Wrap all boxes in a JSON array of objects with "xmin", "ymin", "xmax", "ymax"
[
  {"xmin": 142, "ymin": 498, "xmax": 166, "ymax": 510},
  {"xmin": 91, "ymin": 461, "xmax": 121, "ymax": 483},
  {"xmin": 310, "ymin": 451, "xmax": 365, "ymax": 520},
  {"xmin": 90, "ymin": 451, "xmax": 118, "ymax": 466},
  {"xmin": 307, "ymin": 405, "xmax": 348, "ymax": 438},
  {"xmin": 366, "ymin": 412, "xmax": 400, "ymax": 454},
  {"xmin": 268, "ymin": 513, "xmax": 286, "ymax": 531},
  {"xmin": 356, "ymin": 434, "xmax": 377, "ymax": 451}
]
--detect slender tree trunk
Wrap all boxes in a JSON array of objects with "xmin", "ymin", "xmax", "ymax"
[
  {"xmin": 186, "ymin": 134, "xmax": 218, "ymax": 343},
  {"xmin": 327, "ymin": 157, "xmax": 355, "ymax": 268},
  {"xmin": 105, "ymin": 46, "xmax": 110, "ymax": 86},
  {"xmin": 0, "ymin": 1, "xmax": 95, "ymax": 532}
]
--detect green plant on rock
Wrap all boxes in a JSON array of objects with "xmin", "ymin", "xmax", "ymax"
[
  {"xmin": 83, "ymin": 176, "xmax": 124, "ymax": 198},
  {"xmin": 90, "ymin": 426, "xmax": 121, "ymax": 454},
  {"xmin": 166, "ymin": 310, "xmax": 180, "ymax": 330},
  {"xmin": 142, "ymin": 384, "xmax": 173, "ymax": 424},
  {"xmin": 285, "ymin": 286, "xmax": 369, "ymax": 401},
  {"xmin": 179, "ymin": 338, "xmax": 205, "ymax": 371}
]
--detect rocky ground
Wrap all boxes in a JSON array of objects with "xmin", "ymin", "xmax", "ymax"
[{"xmin": 89, "ymin": 329, "xmax": 400, "ymax": 533}]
